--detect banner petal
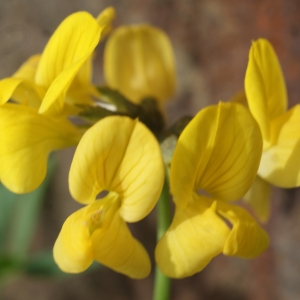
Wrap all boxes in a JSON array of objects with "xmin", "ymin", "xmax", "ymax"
[
  {"xmin": 245, "ymin": 38, "xmax": 287, "ymax": 144},
  {"xmin": 104, "ymin": 25, "xmax": 176, "ymax": 103},
  {"xmin": 69, "ymin": 116, "xmax": 164, "ymax": 222},
  {"xmin": 36, "ymin": 12, "xmax": 101, "ymax": 115},
  {"xmin": 170, "ymin": 102, "xmax": 262, "ymax": 208}
]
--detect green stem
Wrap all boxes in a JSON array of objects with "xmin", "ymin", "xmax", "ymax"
[{"xmin": 153, "ymin": 175, "xmax": 172, "ymax": 300}]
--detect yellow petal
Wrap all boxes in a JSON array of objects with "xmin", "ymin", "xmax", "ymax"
[
  {"xmin": 35, "ymin": 12, "xmax": 100, "ymax": 87},
  {"xmin": 65, "ymin": 57, "xmax": 100, "ymax": 107},
  {"xmin": 63, "ymin": 7, "xmax": 115, "ymax": 106},
  {"xmin": 0, "ymin": 104, "xmax": 80, "ymax": 193},
  {"xmin": 72, "ymin": 57, "xmax": 93, "ymax": 91},
  {"xmin": 170, "ymin": 102, "xmax": 263, "ymax": 208},
  {"xmin": 258, "ymin": 104, "xmax": 300, "ymax": 187},
  {"xmin": 245, "ymin": 38, "xmax": 287, "ymax": 144},
  {"xmin": 12, "ymin": 54, "xmax": 40, "ymax": 81},
  {"xmin": 53, "ymin": 206, "xmax": 94, "ymax": 273},
  {"xmin": 91, "ymin": 199, "xmax": 151, "ymax": 279},
  {"xmin": 155, "ymin": 193, "xmax": 230, "ymax": 278},
  {"xmin": 69, "ymin": 116, "xmax": 164, "ymax": 222},
  {"xmin": 0, "ymin": 78, "xmax": 23, "ymax": 105},
  {"xmin": 96, "ymin": 7, "xmax": 115, "ymax": 41},
  {"xmin": 54, "ymin": 192, "xmax": 150, "ymax": 278},
  {"xmin": 104, "ymin": 25, "xmax": 176, "ymax": 103},
  {"xmin": 0, "ymin": 77, "xmax": 44, "ymax": 107},
  {"xmin": 243, "ymin": 176, "xmax": 271, "ymax": 222},
  {"xmin": 216, "ymin": 201, "xmax": 269, "ymax": 258},
  {"xmin": 36, "ymin": 12, "xmax": 102, "ymax": 115}
]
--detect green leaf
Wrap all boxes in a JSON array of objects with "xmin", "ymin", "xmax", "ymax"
[{"xmin": 0, "ymin": 157, "xmax": 56, "ymax": 259}]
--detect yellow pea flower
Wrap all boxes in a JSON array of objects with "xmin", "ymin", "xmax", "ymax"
[
  {"xmin": 244, "ymin": 39, "xmax": 300, "ymax": 221},
  {"xmin": 0, "ymin": 9, "xmax": 114, "ymax": 193},
  {"xmin": 155, "ymin": 102, "xmax": 269, "ymax": 278},
  {"xmin": 0, "ymin": 9, "xmax": 114, "ymax": 108},
  {"xmin": 36, "ymin": 7, "xmax": 115, "ymax": 114},
  {"xmin": 54, "ymin": 116, "xmax": 164, "ymax": 279},
  {"xmin": 0, "ymin": 7, "xmax": 115, "ymax": 112},
  {"xmin": 104, "ymin": 24, "xmax": 176, "ymax": 104}
]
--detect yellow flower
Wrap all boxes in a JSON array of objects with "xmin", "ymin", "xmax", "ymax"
[
  {"xmin": 155, "ymin": 102, "xmax": 269, "ymax": 278},
  {"xmin": 54, "ymin": 116, "xmax": 164, "ymax": 279},
  {"xmin": 0, "ymin": 9, "xmax": 114, "ymax": 193},
  {"xmin": 244, "ymin": 39, "xmax": 300, "ymax": 221},
  {"xmin": 0, "ymin": 8, "xmax": 115, "ymax": 114},
  {"xmin": 104, "ymin": 24, "xmax": 176, "ymax": 104}
]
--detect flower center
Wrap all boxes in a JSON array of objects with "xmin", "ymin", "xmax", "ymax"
[{"xmin": 87, "ymin": 191, "xmax": 119, "ymax": 235}]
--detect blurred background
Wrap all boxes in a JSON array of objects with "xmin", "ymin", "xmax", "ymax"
[{"xmin": 1, "ymin": 0, "xmax": 300, "ymax": 299}]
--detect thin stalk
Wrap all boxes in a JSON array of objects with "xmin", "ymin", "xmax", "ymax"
[{"xmin": 153, "ymin": 174, "xmax": 172, "ymax": 300}]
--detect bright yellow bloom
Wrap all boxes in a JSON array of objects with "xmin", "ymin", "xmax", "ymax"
[
  {"xmin": 54, "ymin": 116, "xmax": 164, "ymax": 279},
  {"xmin": 0, "ymin": 8, "xmax": 115, "ymax": 114},
  {"xmin": 155, "ymin": 102, "xmax": 269, "ymax": 278},
  {"xmin": 245, "ymin": 39, "xmax": 300, "ymax": 220},
  {"xmin": 104, "ymin": 24, "xmax": 176, "ymax": 104},
  {"xmin": 0, "ymin": 9, "xmax": 114, "ymax": 193}
]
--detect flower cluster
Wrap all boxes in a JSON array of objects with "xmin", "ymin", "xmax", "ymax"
[{"xmin": 1, "ymin": 7, "xmax": 299, "ymax": 280}]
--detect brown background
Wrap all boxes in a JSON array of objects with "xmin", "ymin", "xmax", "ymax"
[{"xmin": 1, "ymin": 0, "xmax": 300, "ymax": 299}]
